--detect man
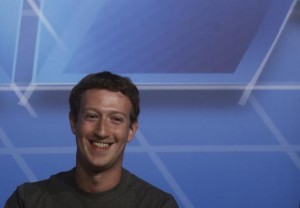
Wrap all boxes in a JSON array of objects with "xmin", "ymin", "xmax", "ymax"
[{"xmin": 5, "ymin": 71, "xmax": 179, "ymax": 208}]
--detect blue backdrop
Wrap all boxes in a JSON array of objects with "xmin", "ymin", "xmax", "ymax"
[{"xmin": 1, "ymin": 0, "xmax": 300, "ymax": 207}]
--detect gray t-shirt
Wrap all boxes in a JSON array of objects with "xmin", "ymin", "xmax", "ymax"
[{"xmin": 5, "ymin": 168, "xmax": 178, "ymax": 208}]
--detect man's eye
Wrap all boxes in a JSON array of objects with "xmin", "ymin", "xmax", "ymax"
[
  {"xmin": 111, "ymin": 116, "xmax": 124, "ymax": 123},
  {"xmin": 85, "ymin": 114, "xmax": 98, "ymax": 120}
]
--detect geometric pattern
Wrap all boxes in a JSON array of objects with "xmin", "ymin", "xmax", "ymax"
[{"xmin": 1, "ymin": 1, "xmax": 300, "ymax": 207}]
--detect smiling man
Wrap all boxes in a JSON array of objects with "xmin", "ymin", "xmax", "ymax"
[{"xmin": 5, "ymin": 71, "xmax": 178, "ymax": 208}]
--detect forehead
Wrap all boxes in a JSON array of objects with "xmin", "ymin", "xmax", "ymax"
[{"xmin": 80, "ymin": 89, "xmax": 132, "ymax": 113}]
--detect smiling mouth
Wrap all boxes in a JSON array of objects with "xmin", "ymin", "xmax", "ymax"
[{"xmin": 91, "ymin": 141, "xmax": 112, "ymax": 149}]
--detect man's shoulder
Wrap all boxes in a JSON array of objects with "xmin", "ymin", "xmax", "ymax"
[
  {"xmin": 17, "ymin": 168, "xmax": 75, "ymax": 196},
  {"xmin": 5, "ymin": 169, "xmax": 76, "ymax": 208}
]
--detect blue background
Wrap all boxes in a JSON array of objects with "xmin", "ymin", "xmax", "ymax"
[{"xmin": 1, "ymin": 0, "xmax": 300, "ymax": 207}]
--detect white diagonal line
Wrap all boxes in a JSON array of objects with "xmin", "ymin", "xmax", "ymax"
[
  {"xmin": 10, "ymin": 83, "xmax": 38, "ymax": 117},
  {"xmin": 18, "ymin": 84, "xmax": 37, "ymax": 105},
  {"xmin": 27, "ymin": 0, "xmax": 66, "ymax": 50},
  {"xmin": 0, "ymin": 128, "xmax": 37, "ymax": 182},
  {"xmin": 250, "ymin": 96, "xmax": 300, "ymax": 171},
  {"xmin": 37, "ymin": 0, "xmax": 108, "ymax": 79},
  {"xmin": 239, "ymin": 0, "xmax": 298, "ymax": 105},
  {"xmin": 135, "ymin": 130, "xmax": 195, "ymax": 208}
]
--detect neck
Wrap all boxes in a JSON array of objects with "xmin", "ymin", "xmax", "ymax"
[{"xmin": 75, "ymin": 164, "xmax": 122, "ymax": 193}]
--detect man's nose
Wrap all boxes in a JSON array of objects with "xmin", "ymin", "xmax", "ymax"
[{"xmin": 94, "ymin": 119, "xmax": 109, "ymax": 137}]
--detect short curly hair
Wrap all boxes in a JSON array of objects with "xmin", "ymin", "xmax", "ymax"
[{"xmin": 69, "ymin": 71, "xmax": 140, "ymax": 125}]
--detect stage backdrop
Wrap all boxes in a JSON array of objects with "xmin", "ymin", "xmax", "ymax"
[{"xmin": 1, "ymin": 0, "xmax": 300, "ymax": 207}]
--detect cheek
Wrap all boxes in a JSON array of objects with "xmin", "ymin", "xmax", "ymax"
[
  {"xmin": 112, "ymin": 128, "xmax": 130, "ymax": 142},
  {"xmin": 75, "ymin": 126, "xmax": 93, "ymax": 145},
  {"xmin": 77, "ymin": 120, "xmax": 94, "ymax": 134}
]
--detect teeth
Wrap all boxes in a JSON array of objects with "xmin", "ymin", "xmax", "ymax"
[{"xmin": 92, "ymin": 142, "xmax": 110, "ymax": 148}]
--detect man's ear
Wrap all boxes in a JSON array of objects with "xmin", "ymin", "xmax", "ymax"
[
  {"xmin": 127, "ymin": 122, "xmax": 138, "ymax": 143},
  {"xmin": 69, "ymin": 112, "xmax": 77, "ymax": 135}
]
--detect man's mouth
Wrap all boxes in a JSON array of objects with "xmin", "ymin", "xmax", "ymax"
[{"xmin": 90, "ymin": 141, "xmax": 112, "ymax": 149}]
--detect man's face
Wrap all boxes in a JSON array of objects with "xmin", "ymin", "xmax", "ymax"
[{"xmin": 69, "ymin": 89, "xmax": 138, "ymax": 172}]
